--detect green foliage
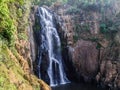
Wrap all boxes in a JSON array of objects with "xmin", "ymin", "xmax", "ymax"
[
  {"xmin": 73, "ymin": 23, "xmax": 89, "ymax": 43},
  {"xmin": 82, "ymin": 24, "xmax": 90, "ymax": 32},
  {"xmin": 100, "ymin": 20, "xmax": 119, "ymax": 40},
  {"xmin": 0, "ymin": 0, "xmax": 31, "ymax": 46},
  {"xmin": 67, "ymin": 0, "xmax": 120, "ymax": 41},
  {"xmin": 17, "ymin": 8, "xmax": 23, "ymax": 18},
  {"xmin": 0, "ymin": 45, "xmax": 41, "ymax": 90},
  {"xmin": 62, "ymin": 0, "xmax": 68, "ymax": 3},
  {"xmin": 68, "ymin": 0, "xmax": 112, "ymax": 5},
  {"xmin": 100, "ymin": 20, "xmax": 118, "ymax": 34},
  {"xmin": 0, "ymin": 0, "xmax": 42, "ymax": 90},
  {"xmin": 33, "ymin": 0, "xmax": 68, "ymax": 6},
  {"xmin": 100, "ymin": 23, "xmax": 108, "ymax": 33},
  {"xmin": 73, "ymin": 34, "xmax": 79, "ymax": 43},
  {"xmin": 67, "ymin": 6, "xmax": 80, "ymax": 14},
  {"xmin": 0, "ymin": 0, "xmax": 16, "ymax": 45},
  {"xmin": 18, "ymin": 33, "xmax": 28, "ymax": 40},
  {"xmin": 96, "ymin": 43, "xmax": 101, "ymax": 49},
  {"xmin": 33, "ymin": 0, "xmax": 41, "ymax": 5},
  {"xmin": 33, "ymin": 0, "xmax": 53, "ymax": 6},
  {"xmin": 34, "ymin": 86, "xmax": 41, "ymax": 90},
  {"xmin": 0, "ymin": 74, "xmax": 17, "ymax": 90}
]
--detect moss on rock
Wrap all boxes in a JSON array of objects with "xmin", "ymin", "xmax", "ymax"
[{"xmin": 0, "ymin": 0, "xmax": 51, "ymax": 90}]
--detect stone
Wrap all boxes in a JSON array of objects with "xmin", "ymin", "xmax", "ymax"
[
  {"xmin": 72, "ymin": 40, "xmax": 99, "ymax": 82},
  {"xmin": 98, "ymin": 39, "xmax": 109, "ymax": 48}
]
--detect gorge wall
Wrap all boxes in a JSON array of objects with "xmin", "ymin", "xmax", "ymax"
[
  {"xmin": 49, "ymin": 1, "xmax": 120, "ymax": 89},
  {"xmin": 2, "ymin": 0, "xmax": 119, "ymax": 90}
]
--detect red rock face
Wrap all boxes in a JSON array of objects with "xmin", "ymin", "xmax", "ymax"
[{"xmin": 72, "ymin": 40, "xmax": 99, "ymax": 81}]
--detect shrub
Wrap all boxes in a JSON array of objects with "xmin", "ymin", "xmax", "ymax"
[
  {"xmin": 100, "ymin": 23, "xmax": 108, "ymax": 33},
  {"xmin": 0, "ymin": 0, "xmax": 29, "ymax": 46},
  {"xmin": 0, "ymin": 0, "xmax": 16, "ymax": 45}
]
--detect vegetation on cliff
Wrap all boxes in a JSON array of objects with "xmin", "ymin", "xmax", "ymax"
[
  {"xmin": 34, "ymin": 0, "xmax": 120, "ymax": 43},
  {"xmin": 65, "ymin": 0, "xmax": 120, "ymax": 42},
  {"xmin": 0, "ymin": 0, "xmax": 50, "ymax": 90}
]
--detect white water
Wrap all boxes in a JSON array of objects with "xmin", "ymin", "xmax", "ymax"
[{"xmin": 38, "ymin": 7, "xmax": 69, "ymax": 86}]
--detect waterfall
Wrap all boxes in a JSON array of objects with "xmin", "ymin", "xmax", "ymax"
[{"xmin": 35, "ymin": 7, "xmax": 69, "ymax": 86}]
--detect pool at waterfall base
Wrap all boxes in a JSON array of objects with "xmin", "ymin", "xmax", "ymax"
[{"xmin": 52, "ymin": 83, "xmax": 108, "ymax": 90}]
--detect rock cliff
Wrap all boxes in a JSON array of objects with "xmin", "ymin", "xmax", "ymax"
[{"xmin": 51, "ymin": 1, "xmax": 120, "ymax": 89}]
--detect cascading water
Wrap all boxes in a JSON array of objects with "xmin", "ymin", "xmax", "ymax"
[{"xmin": 35, "ymin": 7, "xmax": 69, "ymax": 86}]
